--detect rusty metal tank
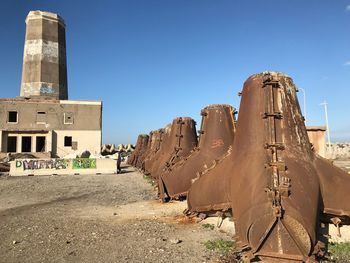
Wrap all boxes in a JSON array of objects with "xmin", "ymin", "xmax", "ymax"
[
  {"xmin": 131, "ymin": 135, "xmax": 149, "ymax": 167},
  {"xmin": 127, "ymin": 134, "xmax": 144, "ymax": 165},
  {"xmin": 230, "ymin": 72, "xmax": 322, "ymax": 262},
  {"xmin": 186, "ymin": 146, "xmax": 233, "ymax": 215},
  {"xmin": 314, "ymin": 156, "xmax": 350, "ymax": 225},
  {"xmin": 132, "ymin": 134, "xmax": 149, "ymax": 167},
  {"xmin": 143, "ymin": 128, "xmax": 165, "ymax": 174},
  {"xmin": 135, "ymin": 131, "xmax": 154, "ymax": 169},
  {"xmin": 149, "ymin": 117, "xmax": 198, "ymax": 179},
  {"xmin": 158, "ymin": 104, "xmax": 236, "ymax": 201}
]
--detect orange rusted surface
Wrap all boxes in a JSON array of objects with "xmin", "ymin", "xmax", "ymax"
[
  {"xmin": 127, "ymin": 134, "xmax": 147, "ymax": 165},
  {"xmin": 229, "ymin": 72, "xmax": 324, "ymax": 262},
  {"xmin": 159, "ymin": 104, "xmax": 236, "ymax": 201},
  {"xmin": 143, "ymin": 128, "xmax": 165, "ymax": 174},
  {"xmin": 148, "ymin": 117, "xmax": 198, "ymax": 179},
  {"xmin": 186, "ymin": 72, "xmax": 350, "ymax": 262},
  {"xmin": 136, "ymin": 131, "xmax": 155, "ymax": 169}
]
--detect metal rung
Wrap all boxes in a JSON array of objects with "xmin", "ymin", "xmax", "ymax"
[
  {"xmin": 263, "ymin": 79, "xmax": 280, "ymax": 86},
  {"xmin": 262, "ymin": 112, "xmax": 283, "ymax": 119},
  {"xmin": 264, "ymin": 143, "xmax": 285, "ymax": 150},
  {"xmin": 268, "ymin": 161, "xmax": 286, "ymax": 171}
]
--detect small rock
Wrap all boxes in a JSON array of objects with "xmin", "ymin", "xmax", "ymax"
[
  {"xmin": 12, "ymin": 240, "xmax": 19, "ymax": 245},
  {"xmin": 169, "ymin": 239, "xmax": 182, "ymax": 244},
  {"xmin": 113, "ymin": 212, "xmax": 117, "ymax": 216}
]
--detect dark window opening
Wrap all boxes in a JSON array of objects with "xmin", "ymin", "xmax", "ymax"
[
  {"xmin": 7, "ymin": 136, "xmax": 17, "ymax": 152},
  {"xmin": 8, "ymin": 111, "xmax": 18, "ymax": 123},
  {"xmin": 36, "ymin": 112, "xmax": 46, "ymax": 123},
  {"xmin": 64, "ymin": 113, "xmax": 74, "ymax": 124},
  {"xmin": 36, "ymin": 136, "xmax": 46, "ymax": 152},
  {"xmin": 22, "ymin": 136, "xmax": 32, "ymax": 152},
  {"xmin": 64, "ymin": 136, "xmax": 72, "ymax": 147}
]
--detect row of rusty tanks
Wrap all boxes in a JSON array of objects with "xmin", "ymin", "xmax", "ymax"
[
  {"xmin": 186, "ymin": 72, "xmax": 350, "ymax": 262},
  {"xmin": 127, "ymin": 134, "xmax": 149, "ymax": 166},
  {"xmin": 144, "ymin": 117, "xmax": 198, "ymax": 179},
  {"xmin": 142, "ymin": 129, "xmax": 164, "ymax": 172},
  {"xmin": 129, "ymin": 105, "xmax": 237, "ymax": 204},
  {"xmin": 135, "ymin": 131, "xmax": 155, "ymax": 169},
  {"xmin": 132, "ymin": 135, "xmax": 149, "ymax": 167},
  {"xmin": 158, "ymin": 104, "xmax": 237, "ymax": 202}
]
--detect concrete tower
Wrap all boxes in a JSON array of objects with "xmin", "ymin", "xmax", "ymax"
[{"xmin": 20, "ymin": 11, "xmax": 68, "ymax": 100}]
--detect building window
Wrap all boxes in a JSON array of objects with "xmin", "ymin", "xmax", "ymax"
[
  {"xmin": 64, "ymin": 113, "xmax": 74, "ymax": 124},
  {"xmin": 7, "ymin": 136, "xmax": 17, "ymax": 153},
  {"xmin": 8, "ymin": 111, "xmax": 18, "ymax": 123},
  {"xmin": 36, "ymin": 112, "xmax": 46, "ymax": 124},
  {"xmin": 64, "ymin": 136, "xmax": 72, "ymax": 147},
  {"xmin": 36, "ymin": 136, "xmax": 46, "ymax": 152},
  {"xmin": 22, "ymin": 136, "xmax": 32, "ymax": 152}
]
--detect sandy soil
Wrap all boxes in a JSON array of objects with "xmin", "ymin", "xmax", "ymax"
[{"xmin": 0, "ymin": 165, "xmax": 231, "ymax": 263}]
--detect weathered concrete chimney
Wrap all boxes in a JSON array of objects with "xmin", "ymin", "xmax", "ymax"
[{"xmin": 20, "ymin": 11, "xmax": 68, "ymax": 100}]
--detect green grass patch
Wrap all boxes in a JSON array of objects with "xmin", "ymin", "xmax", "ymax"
[
  {"xmin": 328, "ymin": 242, "xmax": 350, "ymax": 262},
  {"xmin": 204, "ymin": 239, "xmax": 234, "ymax": 253},
  {"xmin": 202, "ymin": 223, "xmax": 215, "ymax": 230}
]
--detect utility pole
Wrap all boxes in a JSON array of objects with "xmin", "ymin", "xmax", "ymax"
[
  {"xmin": 320, "ymin": 101, "xmax": 331, "ymax": 146},
  {"xmin": 298, "ymin": 87, "xmax": 307, "ymax": 124}
]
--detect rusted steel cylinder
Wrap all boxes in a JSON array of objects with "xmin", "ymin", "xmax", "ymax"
[
  {"xmin": 128, "ymin": 134, "xmax": 148, "ymax": 166},
  {"xmin": 135, "ymin": 131, "xmax": 154, "ymax": 169},
  {"xmin": 127, "ymin": 134, "xmax": 143, "ymax": 165},
  {"xmin": 143, "ymin": 128, "xmax": 165, "ymax": 174},
  {"xmin": 315, "ymin": 156, "xmax": 350, "ymax": 225},
  {"xmin": 230, "ymin": 72, "xmax": 321, "ymax": 261},
  {"xmin": 132, "ymin": 135, "xmax": 149, "ymax": 167},
  {"xmin": 159, "ymin": 104, "xmax": 236, "ymax": 200},
  {"xmin": 142, "ymin": 129, "xmax": 163, "ymax": 172},
  {"xmin": 149, "ymin": 117, "xmax": 198, "ymax": 179},
  {"xmin": 186, "ymin": 147, "xmax": 233, "ymax": 215}
]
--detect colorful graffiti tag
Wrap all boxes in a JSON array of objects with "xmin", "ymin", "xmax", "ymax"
[
  {"xmin": 72, "ymin": 158, "xmax": 96, "ymax": 169},
  {"xmin": 16, "ymin": 159, "xmax": 70, "ymax": 170}
]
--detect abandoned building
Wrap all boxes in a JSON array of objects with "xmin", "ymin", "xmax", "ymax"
[{"xmin": 0, "ymin": 11, "xmax": 102, "ymax": 158}]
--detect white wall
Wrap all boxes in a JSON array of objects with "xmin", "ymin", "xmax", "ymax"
[{"xmin": 53, "ymin": 130, "xmax": 101, "ymax": 157}]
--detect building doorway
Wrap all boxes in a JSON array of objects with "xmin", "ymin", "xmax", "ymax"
[
  {"xmin": 36, "ymin": 136, "xmax": 46, "ymax": 152},
  {"xmin": 7, "ymin": 136, "xmax": 17, "ymax": 152},
  {"xmin": 22, "ymin": 136, "xmax": 32, "ymax": 152}
]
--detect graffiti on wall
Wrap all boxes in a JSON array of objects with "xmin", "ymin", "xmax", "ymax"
[
  {"xmin": 15, "ymin": 158, "xmax": 97, "ymax": 171},
  {"xmin": 40, "ymin": 85, "xmax": 56, "ymax": 95},
  {"xmin": 72, "ymin": 158, "xmax": 96, "ymax": 169},
  {"xmin": 16, "ymin": 159, "xmax": 70, "ymax": 170}
]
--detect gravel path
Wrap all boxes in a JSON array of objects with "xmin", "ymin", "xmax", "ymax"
[{"xmin": 0, "ymin": 165, "xmax": 231, "ymax": 263}]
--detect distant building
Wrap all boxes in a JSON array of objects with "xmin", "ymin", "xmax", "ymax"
[
  {"xmin": 307, "ymin": 126, "xmax": 326, "ymax": 157},
  {"xmin": 0, "ymin": 11, "xmax": 102, "ymax": 158}
]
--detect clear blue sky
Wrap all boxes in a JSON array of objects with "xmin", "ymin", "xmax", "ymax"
[{"xmin": 0, "ymin": 0, "xmax": 349, "ymax": 144}]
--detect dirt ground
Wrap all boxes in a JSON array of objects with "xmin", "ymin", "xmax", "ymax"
[{"xmin": 0, "ymin": 165, "xmax": 232, "ymax": 263}]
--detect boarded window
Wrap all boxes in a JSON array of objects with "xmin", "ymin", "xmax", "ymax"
[
  {"xmin": 22, "ymin": 136, "xmax": 32, "ymax": 152},
  {"xmin": 8, "ymin": 111, "xmax": 18, "ymax": 123},
  {"xmin": 7, "ymin": 136, "xmax": 17, "ymax": 152},
  {"xmin": 64, "ymin": 112, "xmax": 74, "ymax": 124},
  {"xmin": 36, "ymin": 112, "xmax": 46, "ymax": 123},
  {"xmin": 36, "ymin": 136, "xmax": 46, "ymax": 152},
  {"xmin": 64, "ymin": 136, "xmax": 72, "ymax": 147}
]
